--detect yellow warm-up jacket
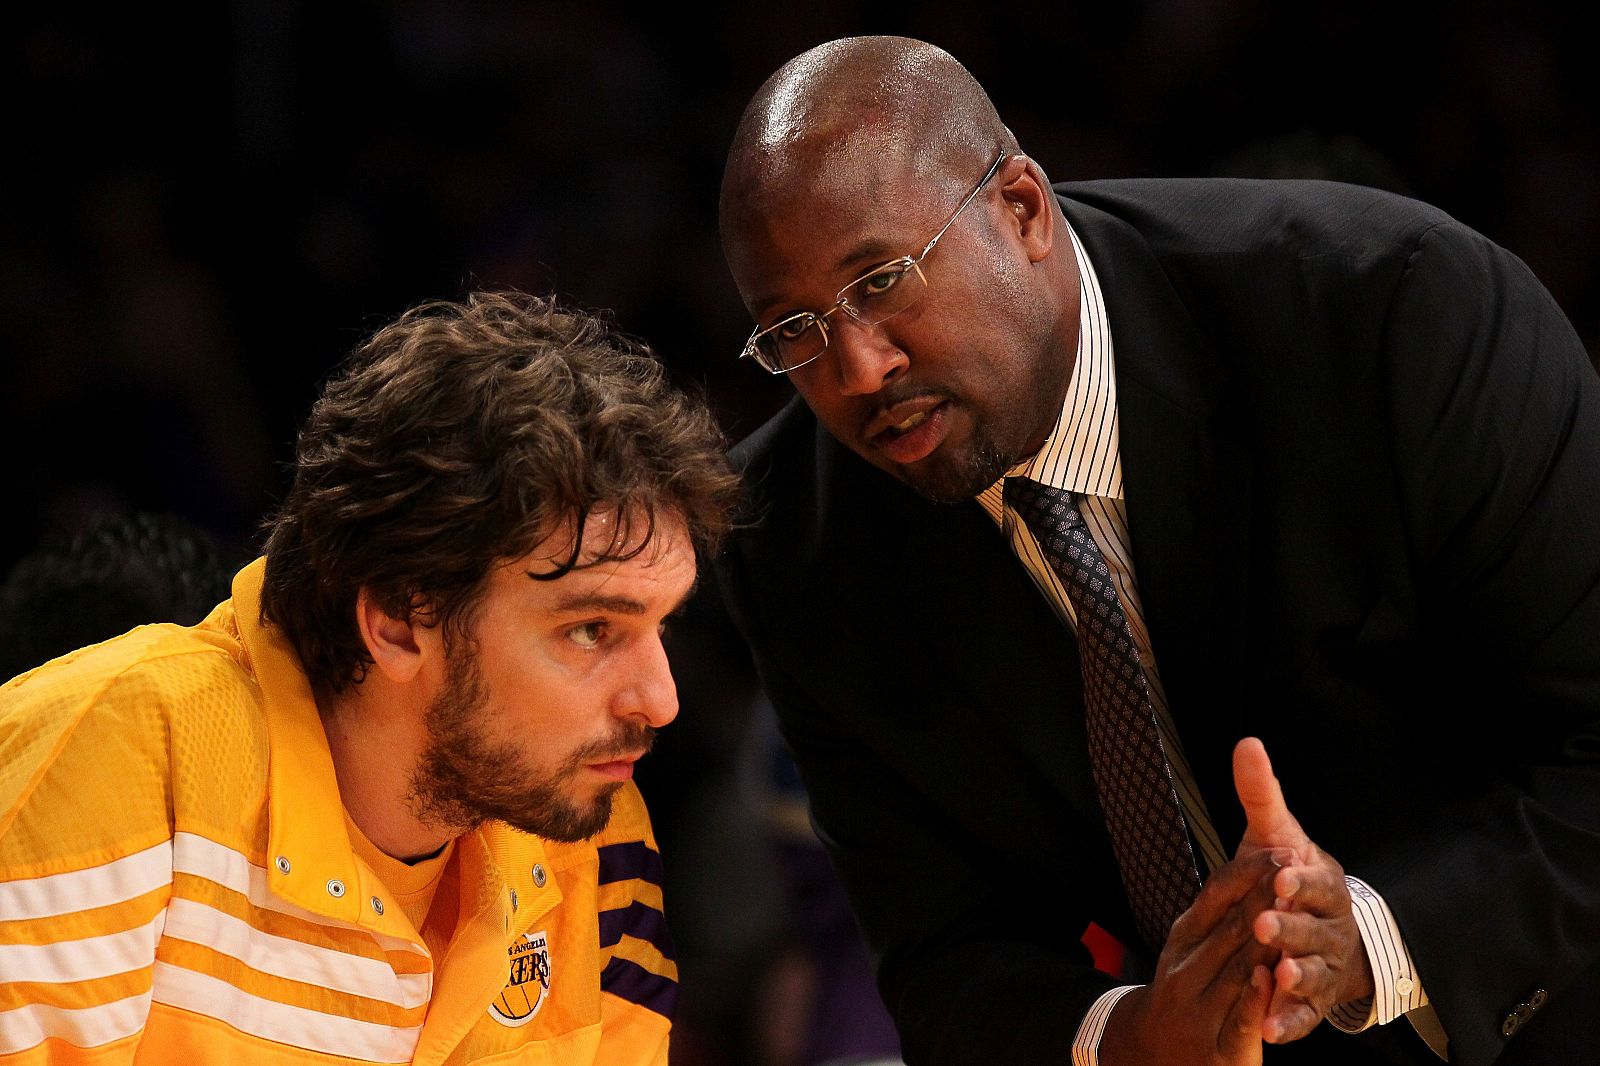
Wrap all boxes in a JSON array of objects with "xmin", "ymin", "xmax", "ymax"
[{"xmin": 0, "ymin": 560, "xmax": 675, "ymax": 1065}]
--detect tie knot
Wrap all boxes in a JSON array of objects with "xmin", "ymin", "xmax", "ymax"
[{"xmin": 1003, "ymin": 477, "xmax": 1083, "ymax": 536}]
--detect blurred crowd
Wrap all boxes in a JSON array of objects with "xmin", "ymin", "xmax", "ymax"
[{"xmin": 3, "ymin": 3, "xmax": 1595, "ymax": 1064}]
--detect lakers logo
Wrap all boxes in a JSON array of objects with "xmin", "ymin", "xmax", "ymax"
[{"xmin": 488, "ymin": 930, "xmax": 551, "ymax": 1026}]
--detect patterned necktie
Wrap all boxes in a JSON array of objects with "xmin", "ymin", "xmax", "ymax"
[{"xmin": 1003, "ymin": 476, "xmax": 1201, "ymax": 953}]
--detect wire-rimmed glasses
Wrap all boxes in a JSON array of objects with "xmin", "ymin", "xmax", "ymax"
[{"xmin": 739, "ymin": 149, "xmax": 1009, "ymax": 375}]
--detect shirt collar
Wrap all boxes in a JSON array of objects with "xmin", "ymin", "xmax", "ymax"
[{"xmin": 979, "ymin": 219, "xmax": 1122, "ymax": 519}]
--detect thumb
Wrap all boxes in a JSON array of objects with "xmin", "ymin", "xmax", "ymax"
[{"xmin": 1234, "ymin": 736, "xmax": 1309, "ymax": 855}]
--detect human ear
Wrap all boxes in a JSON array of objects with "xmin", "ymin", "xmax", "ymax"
[
  {"xmin": 998, "ymin": 154, "xmax": 1056, "ymax": 264},
  {"xmin": 354, "ymin": 588, "xmax": 428, "ymax": 684}
]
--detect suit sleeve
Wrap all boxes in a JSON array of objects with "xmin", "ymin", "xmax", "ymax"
[{"xmin": 1369, "ymin": 217, "xmax": 1600, "ymax": 1066}]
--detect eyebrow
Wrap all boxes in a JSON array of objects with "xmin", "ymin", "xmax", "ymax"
[
  {"xmin": 750, "ymin": 240, "xmax": 903, "ymax": 321},
  {"xmin": 541, "ymin": 576, "xmax": 701, "ymax": 617},
  {"xmin": 547, "ymin": 592, "xmax": 648, "ymax": 616},
  {"xmin": 833, "ymin": 239, "xmax": 899, "ymax": 274}
]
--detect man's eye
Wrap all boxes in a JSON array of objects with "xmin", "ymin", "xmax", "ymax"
[
  {"xmin": 858, "ymin": 267, "xmax": 906, "ymax": 298},
  {"xmin": 567, "ymin": 621, "xmax": 606, "ymax": 648},
  {"xmin": 775, "ymin": 314, "xmax": 816, "ymax": 341}
]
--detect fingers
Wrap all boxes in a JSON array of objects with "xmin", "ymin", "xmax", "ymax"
[
  {"xmin": 1169, "ymin": 852, "xmax": 1286, "ymax": 1009},
  {"xmin": 1168, "ymin": 848, "xmax": 1287, "ymax": 951},
  {"xmin": 1250, "ymin": 864, "xmax": 1374, "ymax": 1043},
  {"xmin": 1275, "ymin": 952, "xmax": 1335, "ymax": 996},
  {"xmin": 1217, "ymin": 964, "xmax": 1272, "ymax": 1060},
  {"xmin": 1201, "ymin": 869, "xmax": 1283, "ymax": 1002},
  {"xmin": 1262, "ymin": 995, "xmax": 1322, "ymax": 1045},
  {"xmin": 1255, "ymin": 855, "xmax": 1344, "ymax": 932},
  {"xmin": 1233, "ymin": 737, "xmax": 1310, "ymax": 855},
  {"xmin": 1254, "ymin": 858, "xmax": 1355, "ymax": 959},
  {"xmin": 1129, "ymin": 856, "xmax": 1281, "ymax": 1066},
  {"xmin": 1265, "ymin": 949, "xmax": 1342, "ymax": 1045},
  {"xmin": 1271, "ymin": 854, "xmax": 1345, "ymax": 913},
  {"xmin": 1255, "ymin": 894, "xmax": 1358, "ymax": 957},
  {"xmin": 1253, "ymin": 908, "xmax": 1343, "ymax": 958},
  {"xmin": 1256, "ymin": 906, "xmax": 1373, "ymax": 1007}
]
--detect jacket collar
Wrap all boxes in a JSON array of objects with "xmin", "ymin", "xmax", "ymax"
[{"xmin": 230, "ymin": 559, "xmax": 447, "ymax": 940}]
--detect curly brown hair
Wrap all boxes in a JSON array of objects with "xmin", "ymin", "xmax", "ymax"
[{"xmin": 260, "ymin": 290, "xmax": 741, "ymax": 695}]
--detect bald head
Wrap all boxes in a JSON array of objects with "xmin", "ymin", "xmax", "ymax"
[{"xmin": 720, "ymin": 37, "xmax": 1015, "ymax": 241}]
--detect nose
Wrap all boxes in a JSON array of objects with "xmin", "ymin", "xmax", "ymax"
[
  {"xmin": 614, "ymin": 635, "xmax": 680, "ymax": 730},
  {"xmin": 828, "ymin": 315, "xmax": 908, "ymax": 396}
]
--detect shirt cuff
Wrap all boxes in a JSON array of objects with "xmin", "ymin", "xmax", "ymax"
[
  {"xmin": 1333, "ymin": 874, "xmax": 1428, "ymax": 1032},
  {"xmin": 1072, "ymin": 985, "xmax": 1140, "ymax": 1066}
]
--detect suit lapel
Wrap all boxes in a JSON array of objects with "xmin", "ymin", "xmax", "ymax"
[
  {"xmin": 1065, "ymin": 197, "xmax": 1254, "ymax": 844},
  {"xmin": 822, "ymin": 438, "xmax": 1103, "ymax": 823}
]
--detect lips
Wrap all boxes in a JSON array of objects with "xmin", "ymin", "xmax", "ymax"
[
  {"xmin": 866, "ymin": 396, "xmax": 951, "ymax": 466},
  {"xmin": 865, "ymin": 395, "xmax": 944, "ymax": 440},
  {"xmin": 586, "ymin": 754, "xmax": 643, "ymax": 781}
]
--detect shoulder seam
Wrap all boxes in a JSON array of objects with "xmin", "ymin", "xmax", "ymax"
[{"xmin": 0, "ymin": 643, "xmax": 232, "ymax": 840}]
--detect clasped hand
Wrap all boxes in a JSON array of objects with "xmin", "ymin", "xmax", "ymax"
[{"xmin": 1101, "ymin": 738, "xmax": 1374, "ymax": 1066}]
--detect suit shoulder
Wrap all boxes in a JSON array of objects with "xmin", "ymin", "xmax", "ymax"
[
  {"xmin": 1056, "ymin": 177, "xmax": 1458, "ymax": 260},
  {"xmin": 728, "ymin": 395, "xmax": 818, "ymax": 473},
  {"xmin": 723, "ymin": 394, "xmax": 830, "ymax": 546}
]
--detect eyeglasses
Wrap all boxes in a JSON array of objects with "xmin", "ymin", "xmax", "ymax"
[{"xmin": 739, "ymin": 149, "xmax": 1010, "ymax": 375}]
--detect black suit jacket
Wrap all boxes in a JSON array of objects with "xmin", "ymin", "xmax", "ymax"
[{"xmin": 704, "ymin": 179, "xmax": 1600, "ymax": 1065}]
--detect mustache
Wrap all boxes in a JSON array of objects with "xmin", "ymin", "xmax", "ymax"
[
  {"xmin": 872, "ymin": 384, "xmax": 949, "ymax": 417},
  {"xmin": 570, "ymin": 722, "xmax": 657, "ymax": 765}
]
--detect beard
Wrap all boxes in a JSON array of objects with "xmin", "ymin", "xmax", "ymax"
[
  {"xmin": 870, "ymin": 370, "xmax": 1059, "ymax": 505},
  {"xmin": 406, "ymin": 639, "xmax": 655, "ymax": 843},
  {"xmin": 898, "ymin": 425, "xmax": 1014, "ymax": 504}
]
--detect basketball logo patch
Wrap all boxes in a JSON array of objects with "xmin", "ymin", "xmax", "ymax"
[{"xmin": 488, "ymin": 930, "xmax": 551, "ymax": 1026}]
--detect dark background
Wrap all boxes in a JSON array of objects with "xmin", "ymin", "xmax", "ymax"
[
  {"xmin": 5, "ymin": 2, "xmax": 1595, "ymax": 577},
  {"xmin": 3, "ymin": 3, "xmax": 1596, "ymax": 1064}
]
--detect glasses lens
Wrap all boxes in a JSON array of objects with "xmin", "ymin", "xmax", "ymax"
[
  {"xmin": 846, "ymin": 260, "xmax": 926, "ymax": 324},
  {"xmin": 755, "ymin": 314, "xmax": 825, "ymax": 373}
]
